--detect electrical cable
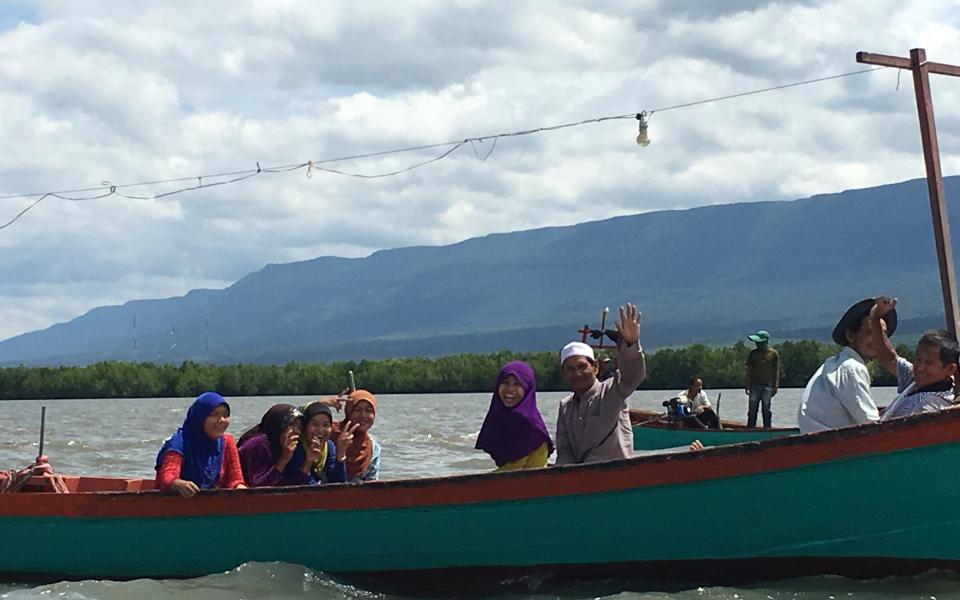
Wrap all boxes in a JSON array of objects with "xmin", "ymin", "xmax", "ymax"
[{"xmin": 0, "ymin": 65, "xmax": 888, "ymax": 231}]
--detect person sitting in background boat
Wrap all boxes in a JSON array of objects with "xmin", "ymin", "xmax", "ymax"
[
  {"xmin": 797, "ymin": 298, "xmax": 897, "ymax": 434},
  {"xmin": 869, "ymin": 297, "xmax": 959, "ymax": 421},
  {"xmin": 238, "ymin": 404, "xmax": 319, "ymax": 487},
  {"xmin": 677, "ymin": 376, "xmax": 720, "ymax": 429},
  {"xmin": 555, "ymin": 303, "xmax": 645, "ymax": 465},
  {"xmin": 475, "ymin": 360, "xmax": 554, "ymax": 471},
  {"xmin": 295, "ymin": 401, "xmax": 350, "ymax": 484},
  {"xmin": 332, "ymin": 390, "xmax": 381, "ymax": 482},
  {"xmin": 155, "ymin": 392, "xmax": 246, "ymax": 497}
]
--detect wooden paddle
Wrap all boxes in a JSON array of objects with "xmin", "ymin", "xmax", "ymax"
[{"xmin": 634, "ymin": 412, "xmax": 669, "ymax": 426}]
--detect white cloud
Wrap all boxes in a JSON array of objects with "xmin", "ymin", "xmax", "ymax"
[{"xmin": 1, "ymin": 0, "xmax": 960, "ymax": 341}]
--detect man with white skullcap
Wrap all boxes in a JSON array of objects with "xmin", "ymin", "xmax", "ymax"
[{"xmin": 555, "ymin": 303, "xmax": 645, "ymax": 465}]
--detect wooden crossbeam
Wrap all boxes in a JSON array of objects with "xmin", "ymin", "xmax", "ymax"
[{"xmin": 858, "ymin": 51, "xmax": 960, "ymax": 77}]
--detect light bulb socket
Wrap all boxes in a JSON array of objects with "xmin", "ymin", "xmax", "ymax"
[{"xmin": 635, "ymin": 112, "xmax": 650, "ymax": 147}]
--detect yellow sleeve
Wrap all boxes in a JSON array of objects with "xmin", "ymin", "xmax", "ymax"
[{"xmin": 495, "ymin": 443, "xmax": 550, "ymax": 472}]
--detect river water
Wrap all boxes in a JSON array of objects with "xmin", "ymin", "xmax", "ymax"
[{"xmin": 4, "ymin": 386, "xmax": 956, "ymax": 600}]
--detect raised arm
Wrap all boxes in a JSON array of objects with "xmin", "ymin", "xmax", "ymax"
[
  {"xmin": 613, "ymin": 303, "xmax": 646, "ymax": 397},
  {"xmin": 325, "ymin": 441, "xmax": 348, "ymax": 484},
  {"xmin": 869, "ymin": 296, "xmax": 898, "ymax": 377}
]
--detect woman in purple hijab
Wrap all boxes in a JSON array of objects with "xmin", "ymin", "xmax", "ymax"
[{"xmin": 475, "ymin": 361, "xmax": 554, "ymax": 471}]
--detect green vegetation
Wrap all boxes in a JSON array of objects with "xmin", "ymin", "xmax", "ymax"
[{"xmin": 0, "ymin": 340, "xmax": 911, "ymax": 400}]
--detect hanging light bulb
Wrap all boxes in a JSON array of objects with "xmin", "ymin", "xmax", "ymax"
[{"xmin": 635, "ymin": 112, "xmax": 650, "ymax": 147}]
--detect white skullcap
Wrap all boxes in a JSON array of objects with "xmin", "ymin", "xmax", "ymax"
[{"xmin": 560, "ymin": 341, "xmax": 595, "ymax": 366}]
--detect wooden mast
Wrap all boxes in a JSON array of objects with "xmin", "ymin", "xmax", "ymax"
[{"xmin": 856, "ymin": 48, "xmax": 960, "ymax": 337}]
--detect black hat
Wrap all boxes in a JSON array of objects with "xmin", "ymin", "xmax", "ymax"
[{"xmin": 831, "ymin": 298, "xmax": 898, "ymax": 346}]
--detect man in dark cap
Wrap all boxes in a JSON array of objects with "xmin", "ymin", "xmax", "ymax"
[
  {"xmin": 796, "ymin": 297, "xmax": 898, "ymax": 433},
  {"xmin": 745, "ymin": 330, "xmax": 779, "ymax": 428}
]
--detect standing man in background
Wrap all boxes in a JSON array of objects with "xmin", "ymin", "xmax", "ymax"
[{"xmin": 745, "ymin": 330, "xmax": 779, "ymax": 428}]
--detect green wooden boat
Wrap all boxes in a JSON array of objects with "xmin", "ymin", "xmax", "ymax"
[
  {"xmin": 3, "ymin": 409, "xmax": 960, "ymax": 591},
  {"xmin": 630, "ymin": 408, "xmax": 799, "ymax": 450}
]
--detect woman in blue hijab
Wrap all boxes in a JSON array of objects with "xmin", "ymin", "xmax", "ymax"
[
  {"xmin": 155, "ymin": 392, "xmax": 246, "ymax": 497},
  {"xmin": 475, "ymin": 361, "xmax": 554, "ymax": 471}
]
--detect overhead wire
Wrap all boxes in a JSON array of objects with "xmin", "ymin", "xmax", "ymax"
[
  {"xmin": 0, "ymin": 65, "xmax": 887, "ymax": 231},
  {"xmin": 646, "ymin": 67, "xmax": 884, "ymax": 115}
]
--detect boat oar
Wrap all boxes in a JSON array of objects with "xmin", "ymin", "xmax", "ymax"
[
  {"xmin": 634, "ymin": 412, "xmax": 669, "ymax": 426},
  {"xmin": 38, "ymin": 406, "xmax": 46, "ymax": 460},
  {"xmin": 716, "ymin": 393, "xmax": 723, "ymax": 430}
]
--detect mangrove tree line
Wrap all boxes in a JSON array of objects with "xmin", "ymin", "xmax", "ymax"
[{"xmin": 0, "ymin": 340, "xmax": 909, "ymax": 400}]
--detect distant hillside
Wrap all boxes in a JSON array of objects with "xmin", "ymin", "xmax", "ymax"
[{"xmin": 1, "ymin": 176, "xmax": 957, "ymax": 366}]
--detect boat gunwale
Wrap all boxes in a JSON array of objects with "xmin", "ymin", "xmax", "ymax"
[
  {"xmin": 3, "ymin": 407, "xmax": 958, "ymax": 518},
  {"xmin": 629, "ymin": 408, "xmax": 799, "ymax": 433}
]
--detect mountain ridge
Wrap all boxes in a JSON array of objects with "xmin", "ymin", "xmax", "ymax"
[{"xmin": 2, "ymin": 175, "xmax": 957, "ymax": 366}]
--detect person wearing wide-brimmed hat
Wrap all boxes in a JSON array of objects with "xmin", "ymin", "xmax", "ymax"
[
  {"xmin": 745, "ymin": 330, "xmax": 780, "ymax": 428},
  {"xmin": 797, "ymin": 297, "xmax": 898, "ymax": 434}
]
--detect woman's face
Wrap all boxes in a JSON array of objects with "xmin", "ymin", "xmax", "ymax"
[
  {"xmin": 283, "ymin": 419, "xmax": 303, "ymax": 440},
  {"xmin": 203, "ymin": 404, "xmax": 230, "ymax": 439},
  {"xmin": 305, "ymin": 413, "xmax": 333, "ymax": 443},
  {"xmin": 349, "ymin": 400, "xmax": 376, "ymax": 433},
  {"xmin": 498, "ymin": 374, "xmax": 525, "ymax": 408}
]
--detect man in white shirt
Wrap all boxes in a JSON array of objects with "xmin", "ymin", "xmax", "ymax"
[
  {"xmin": 797, "ymin": 297, "xmax": 898, "ymax": 434},
  {"xmin": 677, "ymin": 376, "xmax": 719, "ymax": 429}
]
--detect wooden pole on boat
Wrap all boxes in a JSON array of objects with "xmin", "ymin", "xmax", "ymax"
[
  {"xmin": 715, "ymin": 393, "xmax": 723, "ymax": 430},
  {"xmin": 579, "ymin": 324, "xmax": 590, "ymax": 343},
  {"xmin": 856, "ymin": 48, "xmax": 960, "ymax": 337},
  {"xmin": 38, "ymin": 406, "xmax": 46, "ymax": 459},
  {"xmin": 599, "ymin": 307, "xmax": 609, "ymax": 348}
]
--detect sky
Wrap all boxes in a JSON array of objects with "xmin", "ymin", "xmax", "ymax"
[{"xmin": 1, "ymin": 0, "xmax": 960, "ymax": 342}]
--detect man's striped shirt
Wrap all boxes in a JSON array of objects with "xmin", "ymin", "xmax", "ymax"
[{"xmin": 880, "ymin": 358, "xmax": 955, "ymax": 421}]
